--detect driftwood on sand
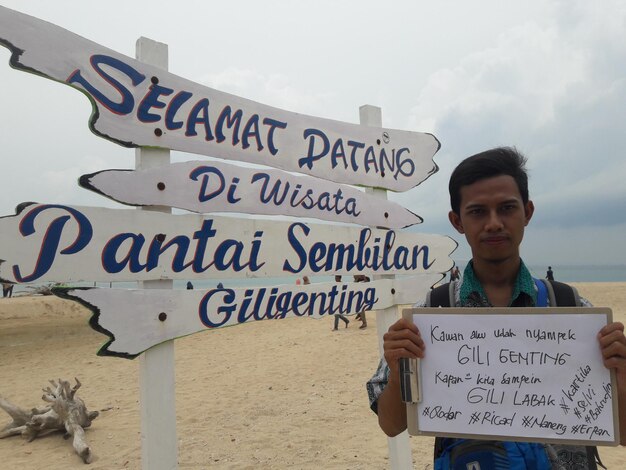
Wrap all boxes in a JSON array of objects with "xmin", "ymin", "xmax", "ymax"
[{"xmin": 0, "ymin": 378, "xmax": 99, "ymax": 464}]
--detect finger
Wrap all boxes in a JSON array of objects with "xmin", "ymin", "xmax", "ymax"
[
  {"xmin": 383, "ymin": 337, "xmax": 425, "ymax": 359},
  {"xmin": 387, "ymin": 318, "xmax": 421, "ymax": 335},
  {"xmin": 383, "ymin": 328, "xmax": 424, "ymax": 351},
  {"xmin": 598, "ymin": 329, "xmax": 626, "ymax": 349},
  {"xmin": 602, "ymin": 354, "xmax": 626, "ymax": 372},
  {"xmin": 599, "ymin": 332, "xmax": 626, "ymax": 373},
  {"xmin": 601, "ymin": 340, "xmax": 626, "ymax": 360},
  {"xmin": 384, "ymin": 348, "xmax": 420, "ymax": 364},
  {"xmin": 603, "ymin": 355, "xmax": 626, "ymax": 371},
  {"xmin": 599, "ymin": 322, "xmax": 625, "ymax": 338}
]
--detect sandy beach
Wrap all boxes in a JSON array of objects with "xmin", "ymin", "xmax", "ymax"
[{"xmin": 0, "ymin": 282, "xmax": 625, "ymax": 469}]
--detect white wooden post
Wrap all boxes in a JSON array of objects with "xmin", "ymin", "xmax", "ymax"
[
  {"xmin": 360, "ymin": 105, "xmax": 413, "ymax": 469},
  {"xmin": 136, "ymin": 37, "xmax": 178, "ymax": 470}
]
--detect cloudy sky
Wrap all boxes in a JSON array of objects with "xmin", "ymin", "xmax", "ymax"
[{"xmin": 0, "ymin": 0, "xmax": 624, "ymax": 268}]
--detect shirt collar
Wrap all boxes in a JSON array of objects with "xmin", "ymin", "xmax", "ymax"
[{"xmin": 459, "ymin": 260, "xmax": 537, "ymax": 307}]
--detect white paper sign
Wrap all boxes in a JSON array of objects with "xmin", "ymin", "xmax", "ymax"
[
  {"xmin": 56, "ymin": 275, "xmax": 441, "ymax": 358},
  {"xmin": 407, "ymin": 308, "xmax": 619, "ymax": 445},
  {"xmin": 0, "ymin": 6, "xmax": 440, "ymax": 191},
  {"xmin": 81, "ymin": 161, "xmax": 423, "ymax": 228}
]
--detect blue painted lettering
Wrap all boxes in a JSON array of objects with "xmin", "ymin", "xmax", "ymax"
[
  {"xmin": 283, "ymin": 223, "xmax": 434, "ymax": 274},
  {"xmin": 241, "ymin": 114, "xmax": 262, "ymax": 151},
  {"xmin": 364, "ymin": 146, "xmax": 379, "ymax": 173},
  {"xmin": 198, "ymin": 288, "xmax": 236, "ymax": 327},
  {"xmin": 298, "ymin": 128, "xmax": 415, "ymax": 181},
  {"xmin": 102, "ymin": 233, "xmax": 148, "ymax": 273},
  {"xmin": 346, "ymin": 140, "xmax": 365, "ymax": 171},
  {"xmin": 186, "ymin": 98, "xmax": 214, "ymax": 140},
  {"xmin": 226, "ymin": 177, "xmax": 241, "ymax": 203},
  {"xmin": 12, "ymin": 205, "xmax": 93, "ymax": 282},
  {"xmin": 165, "ymin": 91, "xmax": 193, "ymax": 130},
  {"xmin": 198, "ymin": 284, "xmax": 378, "ymax": 328},
  {"xmin": 299, "ymin": 128, "xmax": 329, "ymax": 169},
  {"xmin": 331, "ymin": 138, "xmax": 348, "ymax": 169},
  {"xmin": 251, "ymin": 173, "xmax": 360, "ymax": 218},
  {"xmin": 190, "ymin": 166, "xmax": 225, "ymax": 202},
  {"xmin": 98, "ymin": 219, "xmax": 265, "ymax": 275},
  {"xmin": 262, "ymin": 118, "xmax": 287, "ymax": 155},
  {"xmin": 68, "ymin": 55, "xmax": 289, "ymax": 159},
  {"xmin": 67, "ymin": 55, "xmax": 145, "ymax": 115},
  {"xmin": 147, "ymin": 235, "xmax": 192, "ymax": 271},
  {"xmin": 215, "ymin": 106, "xmax": 243, "ymax": 146},
  {"xmin": 138, "ymin": 84, "xmax": 174, "ymax": 123}
]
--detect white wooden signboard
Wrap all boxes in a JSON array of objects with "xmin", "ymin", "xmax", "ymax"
[
  {"xmin": 55, "ymin": 275, "xmax": 441, "ymax": 358},
  {"xmin": 81, "ymin": 161, "xmax": 423, "ymax": 228},
  {"xmin": 0, "ymin": 6, "xmax": 451, "ymax": 468},
  {"xmin": 0, "ymin": 203, "xmax": 456, "ymax": 283},
  {"xmin": 404, "ymin": 308, "xmax": 620, "ymax": 446},
  {"xmin": 0, "ymin": 6, "xmax": 440, "ymax": 191}
]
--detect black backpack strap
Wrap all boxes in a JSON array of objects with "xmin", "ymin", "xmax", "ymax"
[
  {"xmin": 427, "ymin": 282, "xmax": 455, "ymax": 307},
  {"xmin": 587, "ymin": 445, "xmax": 606, "ymax": 469},
  {"xmin": 545, "ymin": 279, "xmax": 580, "ymax": 307},
  {"xmin": 434, "ymin": 436, "xmax": 445, "ymax": 460}
]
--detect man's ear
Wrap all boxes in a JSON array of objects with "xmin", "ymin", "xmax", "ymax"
[
  {"xmin": 524, "ymin": 200, "xmax": 535, "ymax": 226},
  {"xmin": 449, "ymin": 211, "xmax": 464, "ymax": 234}
]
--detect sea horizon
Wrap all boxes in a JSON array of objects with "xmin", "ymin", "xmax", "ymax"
[
  {"xmin": 470, "ymin": 263, "xmax": 626, "ymax": 284},
  {"xmin": 528, "ymin": 264, "xmax": 626, "ymax": 283},
  {"xmin": 7, "ymin": 263, "xmax": 626, "ymax": 296}
]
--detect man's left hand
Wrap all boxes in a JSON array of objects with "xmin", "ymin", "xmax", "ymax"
[{"xmin": 598, "ymin": 322, "xmax": 626, "ymax": 373}]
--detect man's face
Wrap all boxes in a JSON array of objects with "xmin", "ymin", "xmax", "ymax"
[{"xmin": 448, "ymin": 175, "xmax": 534, "ymax": 265}]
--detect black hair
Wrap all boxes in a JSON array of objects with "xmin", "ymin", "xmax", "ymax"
[{"xmin": 449, "ymin": 147, "xmax": 529, "ymax": 214}]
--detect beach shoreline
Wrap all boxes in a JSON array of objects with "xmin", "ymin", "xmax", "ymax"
[{"xmin": 1, "ymin": 282, "xmax": 624, "ymax": 469}]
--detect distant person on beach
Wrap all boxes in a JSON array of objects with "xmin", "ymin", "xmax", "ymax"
[
  {"xmin": 546, "ymin": 266, "xmax": 554, "ymax": 281},
  {"xmin": 353, "ymin": 274, "xmax": 370, "ymax": 329},
  {"xmin": 186, "ymin": 281, "xmax": 194, "ymax": 290},
  {"xmin": 332, "ymin": 275, "xmax": 349, "ymax": 330},
  {"xmin": 367, "ymin": 147, "xmax": 626, "ymax": 467},
  {"xmin": 2, "ymin": 282, "xmax": 13, "ymax": 298},
  {"xmin": 302, "ymin": 276, "xmax": 311, "ymax": 285}
]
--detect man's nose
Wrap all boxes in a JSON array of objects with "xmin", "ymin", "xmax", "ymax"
[{"xmin": 485, "ymin": 210, "xmax": 504, "ymax": 231}]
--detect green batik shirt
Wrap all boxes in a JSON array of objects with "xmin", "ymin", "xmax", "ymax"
[{"xmin": 459, "ymin": 260, "xmax": 538, "ymax": 307}]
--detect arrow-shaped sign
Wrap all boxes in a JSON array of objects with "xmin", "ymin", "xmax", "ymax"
[
  {"xmin": 0, "ymin": 203, "xmax": 457, "ymax": 283},
  {"xmin": 81, "ymin": 161, "xmax": 423, "ymax": 228},
  {"xmin": 55, "ymin": 275, "xmax": 442, "ymax": 358},
  {"xmin": 0, "ymin": 6, "xmax": 440, "ymax": 191}
]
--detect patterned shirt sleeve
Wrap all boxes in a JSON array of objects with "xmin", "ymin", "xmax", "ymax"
[
  {"xmin": 366, "ymin": 299, "xmax": 428, "ymax": 414},
  {"xmin": 366, "ymin": 356, "xmax": 389, "ymax": 414}
]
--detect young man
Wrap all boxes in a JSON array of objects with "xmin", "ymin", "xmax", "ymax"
[{"xmin": 367, "ymin": 147, "xmax": 626, "ymax": 467}]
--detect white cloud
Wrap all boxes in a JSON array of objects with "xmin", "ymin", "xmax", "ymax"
[
  {"xmin": 197, "ymin": 67, "xmax": 335, "ymax": 117},
  {"xmin": 0, "ymin": 0, "xmax": 624, "ymax": 270},
  {"xmin": 404, "ymin": 1, "xmax": 626, "ymax": 230},
  {"xmin": 407, "ymin": 20, "xmax": 589, "ymax": 138}
]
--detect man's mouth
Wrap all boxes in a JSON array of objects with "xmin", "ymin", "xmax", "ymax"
[{"xmin": 483, "ymin": 236, "xmax": 508, "ymax": 245}]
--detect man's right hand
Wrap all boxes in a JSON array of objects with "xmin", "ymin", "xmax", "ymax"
[
  {"xmin": 383, "ymin": 318, "xmax": 425, "ymax": 380},
  {"xmin": 377, "ymin": 318, "xmax": 426, "ymax": 436}
]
